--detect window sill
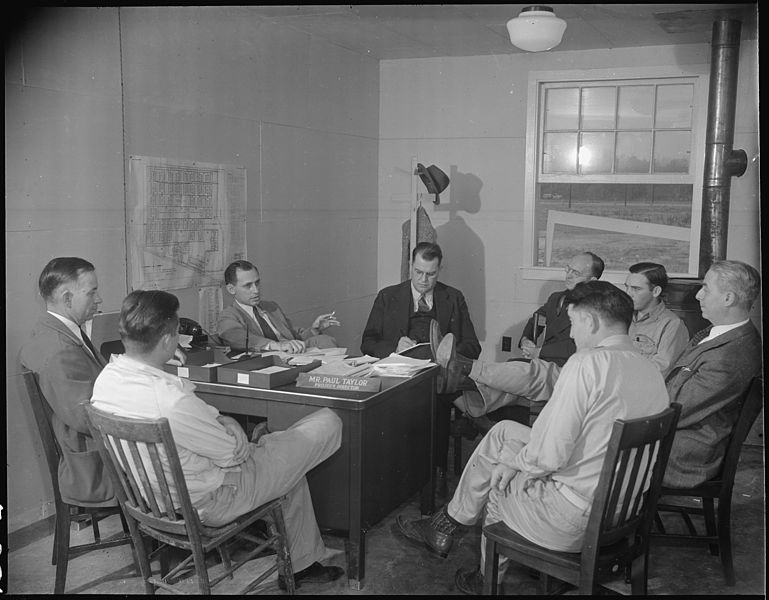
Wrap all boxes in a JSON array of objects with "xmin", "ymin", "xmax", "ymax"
[{"xmin": 519, "ymin": 267, "xmax": 627, "ymax": 287}]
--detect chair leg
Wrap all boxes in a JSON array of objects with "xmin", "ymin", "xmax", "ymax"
[
  {"xmin": 53, "ymin": 507, "xmax": 71, "ymax": 594},
  {"xmin": 717, "ymin": 497, "xmax": 736, "ymax": 586},
  {"xmin": 90, "ymin": 512, "xmax": 102, "ymax": 542},
  {"xmin": 218, "ymin": 545, "xmax": 233, "ymax": 580},
  {"xmin": 269, "ymin": 503, "xmax": 295, "ymax": 593},
  {"xmin": 653, "ymin": 511, "xmax": 666, "ymax": 534},
  {"xmin": 702, "ymin": 498, "xmax": 719, "ymax": 556},
  {"xmin": 629, "ymin": 552, "xmax": 649, "ymax": 595},
  {"xmin": 191, "ymin": 544, "xmax": 212, "ymax": 594},
  {"xmin": 483, "ymin": 537, "xmax": 499, "ymax": 595}
]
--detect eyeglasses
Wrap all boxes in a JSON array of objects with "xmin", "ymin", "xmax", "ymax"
[{"xmin": 565, "ymin": 265, "xmax": 586, "ymax": 276}]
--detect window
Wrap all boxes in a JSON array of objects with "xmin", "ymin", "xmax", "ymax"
[{"xmin": 523, "ymin": 68, "xmax": 708, "ymax": 278}]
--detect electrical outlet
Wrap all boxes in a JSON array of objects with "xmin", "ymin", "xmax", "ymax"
[{"xmin": 501, "ymin": 336, "xmax": 512, "ymax": 352}]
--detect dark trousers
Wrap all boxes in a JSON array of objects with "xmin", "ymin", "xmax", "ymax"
[{"xmin": 435, "ymin": 391, "xmax": 460, "ymax": 472}]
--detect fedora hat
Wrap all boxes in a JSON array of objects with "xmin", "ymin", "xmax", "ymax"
[{"xmin": 416, "ymin": 163, "xmax": 450, "ymax": 205}]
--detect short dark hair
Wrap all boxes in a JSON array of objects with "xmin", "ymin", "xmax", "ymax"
[
  {"xmin": 38, "ymin": 257, "xmax": 95, "ymax": 301},
  {"xmin": 565, "ymin": 280, "xmax": 633, "ymax": 330},
  {"xmin": 119, "ymin": 290, "xmax": 180, "ymax": 353},
  {"xmin": 584, "ymin": 252, "xmax": 605, "ymax": 279},
  {"xmin": 708, "ymin": 260, "xmax": 761, "ymax": 310},
  {"xmin": 629, "ymin": 262, "xmax": 668, "ymax": 290},
  {"xmin": 412, "ymin": 242, "xmax": 442, "ymax": 265},
  {"xmin": 224, "ymin": 260, "xmax": 258, "ymax": 285}
]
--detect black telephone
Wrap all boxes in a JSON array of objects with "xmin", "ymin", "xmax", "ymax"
[{"xmin": 179, "ymin": 317, "xmax": 208, "ymax": 345}]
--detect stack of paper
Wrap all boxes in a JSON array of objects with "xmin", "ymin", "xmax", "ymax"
[
  {"xmin": 368, "ymin": 353, "xmax": 435, "ymax": 378},
  {"xmin": 261, "ymin": 347, "xmax": 348, "ymax": 364},
  {"xmin": 309, "ymin": 359, "xmax": 374, "ymax": 378}
]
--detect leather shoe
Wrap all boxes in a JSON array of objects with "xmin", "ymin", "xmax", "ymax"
[
  {"xmin": 455, "ymin": 566, "xmax": 485, "ymax": 595},
  {"xmin": 436, "ymin": 334, "xmax": 464, "ymax": 394},
  {"xmin": 395, "ymin": 513, "xmax": 455, "ymax": 558},
  {"xmin": 277, "ymin": 561, "xmax": 344, "ymax": 591},
  {"xmin": 429, "ymin": 320, "xmax": 445, "ymax": 392}
]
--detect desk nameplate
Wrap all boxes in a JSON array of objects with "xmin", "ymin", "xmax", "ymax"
[{"xmin": 296, "ymin": 372, "xmax": 381, "ymax": 393}]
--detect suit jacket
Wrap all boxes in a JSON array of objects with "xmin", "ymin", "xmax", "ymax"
[
  {"xmin": 216, "ymin": 301, "xmax": 336, "ymax": 352},
  {"xmin": 663, "ymin": 321, "xmax": 762, "ymax": 488},
  {"xmin": 361, "ymin": 280, "xmax": 481, "ymax": 360},
  {"xmin": 19, "ymin": 313, "xmax": 115, "ymax": 507},
  {"xmin": 519, "ymin": 290, "xmax": 575, "ymax": 367}
]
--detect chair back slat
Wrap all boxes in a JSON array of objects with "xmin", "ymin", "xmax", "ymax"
[
  {"xmin": 582, "ymin": 404, "xmax": 681, "ymax": 561},
  {"xmin": 22, "ymin": 371, "xmax": 64, "ymax": 500},
  {"xmin": 86, "ymin": 405, "xmax": 203, "ymax": 538},
  {"xmin": 718, "ymin": 376, "xmax": 763, "ymax": 486}
]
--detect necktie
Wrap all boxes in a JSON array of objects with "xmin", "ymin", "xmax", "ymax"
[
  {"xmin": 253, "ymin": 308, "xmax": 278, "ymax": 341},
  {"xmin": 418, "ymin": 294, "xmax": 430, "ymax": 313},
  {"xmin": 79, "ymin": 327, "xmax": 101, "ymax": 361}
]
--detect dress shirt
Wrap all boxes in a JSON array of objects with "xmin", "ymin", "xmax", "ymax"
[
  {"xmin": 410, "ymin": 285, "xmax": 434, "ymax": 313},
  {"xmin": 503, "ymin": 334, "xmax": 669, "ymax": 510},
  {"xmin": 236, "ymin": 299, "xmax": 283, "ymax": 340},
  {"xmin": 91, "ymin": 354, "xmax": 243, "ymax": 505},
  {"xmin": 699, "ymin": 319, "xmax": 749, "ymax": 344}
]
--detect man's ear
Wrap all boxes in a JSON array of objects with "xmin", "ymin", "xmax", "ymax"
[
  {"xmin": 226, "ymin": 283, "xmax": 236, "ymax": 296},
  {"xmin": 722, "ymin": 290, "xmax": 737, "ymax": 307},
  {"xmin": 588, "ymin": 311, "xmax": 600, "ymax": 333},
  {"xmin": 651, "ymin": 285, "xmax": 662, "ymax": 299}
]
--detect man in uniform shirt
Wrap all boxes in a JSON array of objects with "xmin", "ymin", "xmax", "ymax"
[{"xmin": 395, "ymin": 280, "xmax": 669, "ymax": 594}]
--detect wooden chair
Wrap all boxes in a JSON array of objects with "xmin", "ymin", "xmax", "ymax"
[
  {"xmin": 483, "ymin": 403, "xmax": 681, "ymax": 595},
  {"xmin": 85, "ymin": 404, "xmax": 296, "ymax": 594},
  {"xmin": 651, "ymin": 376, "xmax": 763, "ymax": 586},
  {"xmin": 22, "ymin": 370, "xmax": 133, "ymax": 594}
]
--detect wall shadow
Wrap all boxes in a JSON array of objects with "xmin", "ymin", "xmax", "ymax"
[{"xmin": 434, "ymin": 167, "xmax": 486, "ymax": 341}]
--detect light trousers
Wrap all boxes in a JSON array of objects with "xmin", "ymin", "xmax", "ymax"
[
  {"xmin": 447, "ymin": 420, "xmax": 590, "ymax": 579},
  {"xmin": 195, "ymin": 408, "xmax": 343, "ymax": 572},
  {"xmin": 454, "ymin": 359, "xmax": 562, "ymax": 417}
]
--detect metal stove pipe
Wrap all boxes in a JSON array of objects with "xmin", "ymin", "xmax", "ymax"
[{"xmin": 698, "ymin": 18, "xmax": 748, "ymax": 277}]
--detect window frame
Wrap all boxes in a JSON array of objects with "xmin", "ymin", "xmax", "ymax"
[{"xmin": 520, "ymin": 65, "xmax": 710, "ymax": 284}]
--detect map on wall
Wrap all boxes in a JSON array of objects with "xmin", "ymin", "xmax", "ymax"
[{"xmin": 127, "ymin": 155, "xmax": 247, "ymax": 292}]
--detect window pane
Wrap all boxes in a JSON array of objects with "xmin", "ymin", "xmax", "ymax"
[
  {"xmin": 579, "ymin": 132, "xmax": 614, "ymax": 174},
  {"xmin": 544, "ymin": 87, "xmax": 579, "ymax": 130},
  {"xmin": 616, "ymin": 131, "xmax": 652, "ymax": 173},
  {"xmin": 618, "ymin": 85, "xmax": 654, "ymax": 129},
  {"xmin": 581, "ymin": 87, "xmax": 616, "ymax": 129},
  {"xmin": 542, "ymin": 132, "xmax": 578, "ymax": 173},
  {"xmin": 654, "ymin": 131, "xmax": 691, "ymax": 173},
  {"xmin": 655, "ymin": 84, "xmax": 693, "ymax": 128},
  {"xmin": 534, "ymin": 183, "xmax": 692, "ymax": 271}
]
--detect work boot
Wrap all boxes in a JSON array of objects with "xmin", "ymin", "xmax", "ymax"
[
  {"xmin": 436, "ymin": 334, "xmax": 474, "ymax": 394},
  {"xmin": 394, "ymin": 506, "xmax": 459, "ymax": 558}
]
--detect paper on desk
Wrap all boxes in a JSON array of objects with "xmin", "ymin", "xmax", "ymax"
[
  {"xmin": 179, "ymin": 334, "xmax": 194, "ymax": 349},
  {"xmin": 262, "ymin": 347, "xmax": 348, "ymax": 364},
  {"xmin": 309, "ymin": 359, "xmax": 375, "ymax": 378},
  {"xmin": 369, "ymin": 353, "xmax": 435, "ymax": 378},
  {"xmin": 251, "ymin": 365, "xmax": 291, "ymax": 374}
]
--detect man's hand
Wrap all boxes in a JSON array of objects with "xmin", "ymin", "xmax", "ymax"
[
  {"xmin": 217, "ymin": 416, "xmax": 250, "ymax": 462},
  {"xmin": 396, "ymin": 336, "xmax": 416, "ymax": 353},
  {"xmin": 270, "ymin": 339, "xmax": 306, "ymax": 354},
  {"xmin": 312, "ymin": 312, "xmax": 340, "ymax": 331},
  {"xmin": 490, "ymin": 463, "xmax": 517, "ymax": 496},
  {"xmin": 519, "ymin": 337, "xmax": 540, "ymax": 359}
]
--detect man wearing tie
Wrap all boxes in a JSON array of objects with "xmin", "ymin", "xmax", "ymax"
[
  {"xmin": 20, "ymin": 257, "xmax": 115, "ymax": 506},
  {"xmin": 361, "ymin": 242, "xmax": 481, "ymax": 494},
  {"xmin": 217, "ymin": 260, "xmax": 340, "ymax": 354}
]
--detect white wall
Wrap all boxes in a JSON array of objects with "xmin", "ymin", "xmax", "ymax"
[{"xmin": 378, "ymin": 41, "xmax": 761, "ymax": 361}]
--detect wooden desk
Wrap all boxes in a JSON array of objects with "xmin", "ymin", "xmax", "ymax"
[{"xmin": 194, "ymin": 367, "xmax": 437, "ymax": 590}]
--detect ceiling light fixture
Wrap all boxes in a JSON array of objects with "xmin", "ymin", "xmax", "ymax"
[{"xmin": 506, "ymin": 5, "xmax": 567, "ymax": 52}]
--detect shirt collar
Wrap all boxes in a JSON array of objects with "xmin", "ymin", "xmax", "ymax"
[
  {"xmin": 410, "ymin": 284, "xmax": 434, "ymax": 304},
  {"xmin": 633, "ymin": 299, "xmax": 666, "ymax": 323},
  {"xmin": 110, "ymin": 353, "xmax": 197, "ymax": 391},
  {"xmin": 48, "ymin": 310, "xmax": 85, "ymax": 338},
  {"xmin": 700, "ymin": 319, "xmax": 749, "ymax": 344},
  {"xmin": 595, "ymin": 334, "xmax": 636, "ymax": 351},
  {"xmin": 236, "ymin": 299, "xmax": 260, "ymax": 318}
]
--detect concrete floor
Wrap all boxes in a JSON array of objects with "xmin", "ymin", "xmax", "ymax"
[{"xmin": 7, "ymin": 441, "xmax": 765, "ymax": 595}]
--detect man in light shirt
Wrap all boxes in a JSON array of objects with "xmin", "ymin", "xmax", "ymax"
[
  {"xmin": 624, "ymin": 262, "xmax": 690, "ymax": 374},
  {"xmin": 217, "ymin": 259, "xmax": 340, "ymax": 354},
  {"xmin": 91, "ymin": 289, "xmax": 345, "ymax": 590},
  {"xmin": 20, "ymin": 257, "xmax": 115, "ymax": 507},
  {"xmin": 663, "ymin": 260, "xmax": 762, "ymax": 487},
  {"xmin": 394, "ymin": 280, "xmax": 669, "ymax": 594}
]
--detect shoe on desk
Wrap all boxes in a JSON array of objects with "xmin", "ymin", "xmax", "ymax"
[{"xmin": 277, "ymin": 561, "xmax": 344, "ymax": 591}]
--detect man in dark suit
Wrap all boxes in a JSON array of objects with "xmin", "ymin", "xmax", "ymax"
[
  {"xmin": 518, "ymin": 251, "xmax": 604, "ymax": 366},
  {"xmin": 20, "ymin": 257, "xmax": 115, "ymax": 507},
  {"xmin": 361, "ymin": 242, "xmax": 481, "ymax": 493},
  {"xmin": 663, "ymin": 260, "xmax": 762, "ymax": 487}
]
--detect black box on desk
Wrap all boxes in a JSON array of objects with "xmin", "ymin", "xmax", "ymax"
[
  {"xmin": 164, "ymin": 349, "xmax": 231, "ymax": 382},
  {"xmin": 217, "ymin": 355, "xmax": 322, "ymax": 389}
]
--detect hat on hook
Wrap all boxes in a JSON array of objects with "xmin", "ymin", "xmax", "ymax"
[{"xmin": 416, "ymin": 163, "xmax": 450, "ymax": 205}]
